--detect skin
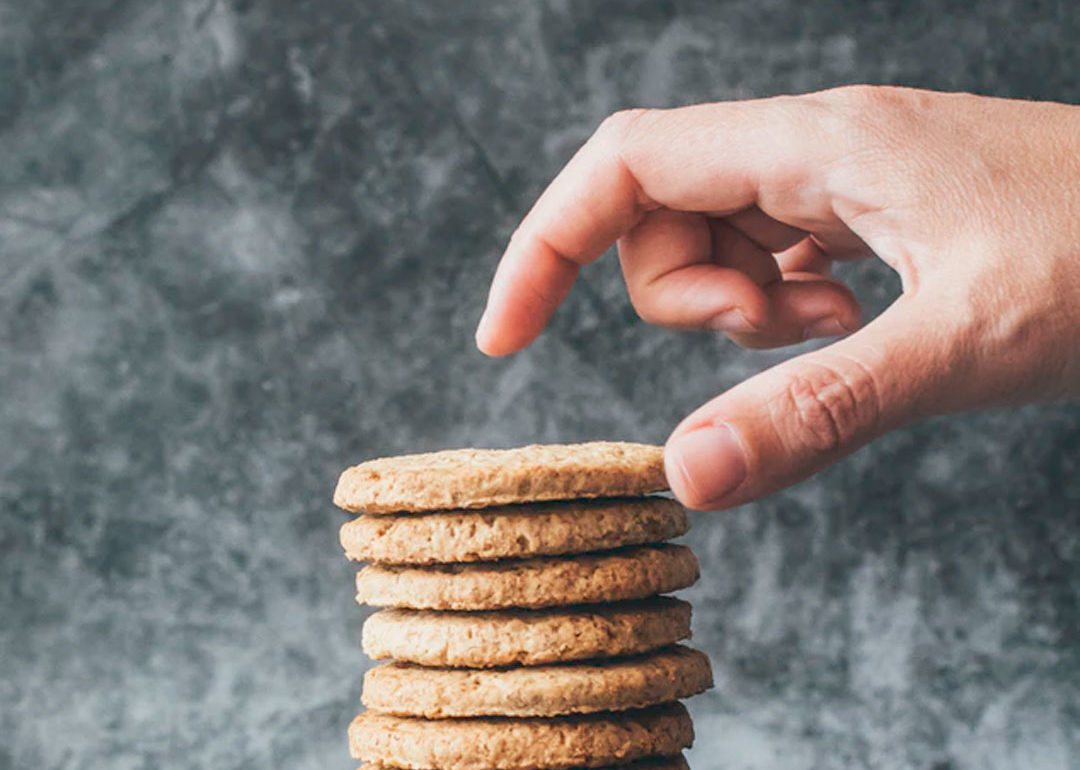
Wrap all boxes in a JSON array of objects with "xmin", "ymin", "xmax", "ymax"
[{"xmin": 475, "ymin": 86, "xmax": 1080, "ymax": 510}]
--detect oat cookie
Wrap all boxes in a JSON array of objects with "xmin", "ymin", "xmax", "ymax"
[
  {"xmin": 334, "ymin": 442, "xmax": 667, "ymax": 514},
  {"xmin": 340, "ymin": 497, "xmax": 688, "ymax": 564},
  {"xmin": 362, "ymin": 597, "xmax": 692, "ymax": 667},
  {"xmin": 358, "ymin": 756, "xmax": 689, "ymax": 770},
  {"xmin": 348, "ymin": 703, "xmax": 693, "ymax": 770},
  {"xmin": 355, "ymin": 545, "xmax": 699, "ymax": 611},
  {"xmin": 362, "ymin": 644, "xmax": 712, "ymax": 718}
]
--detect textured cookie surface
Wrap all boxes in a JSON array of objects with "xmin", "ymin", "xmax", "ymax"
[
  {"xmin": 362, "ymin": 597, "xmax": 692, "ymax": 667},
  {"xmin": 362, "ymin": 644, "xmax": 712, "ymax": 718},
  {"xmin": 355, "ymin": 545, "xmax": 699, "ymax": 610},
  {"xmin": 340, "ymin": 497, "xmax": 688, "ymax": 564},
  {"xmin": 348, "ymin": 703, "xmax": 693, "ymax": 770},
  {"xmin": 334, "ymin": 442, "xmax": 667, "ymax": 514},
  {"xmin": 359, "ymin": 757, "xmax": 689, "ymax": 770}
]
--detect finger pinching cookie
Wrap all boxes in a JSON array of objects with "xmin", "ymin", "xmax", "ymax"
[{"xmin": 334, "ymin": 442, "xmax": 712, "ymax": 770}]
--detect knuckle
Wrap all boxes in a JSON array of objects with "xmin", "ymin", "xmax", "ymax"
[
  {"xmin": 626, "ymin": 289, "xmax": 665, "ymax": 326},
  {"xmin": 594, "ymin": 108, "xmax": 653, "ymax": 152},
  {"xmin": 826, "ymin": 84, "xmax": 903, "ymax": 117},
  {"xmin": 820, "ymin": 84, "xmax": 904, "ymax": 141},
  {"xmin": 814, "ymin": 86, "xmax": 922, "ymax": 200},
  {"xmin": 774, "ymin": 358, "xmax": 882, "ymax": 455},
  {"xmin": 827, "ymin": 83, "xmax": 889, "ymax": 109}
]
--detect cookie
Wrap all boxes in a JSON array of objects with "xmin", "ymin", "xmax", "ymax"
[
  {"xmin": 362, "ymin": 597, "xmax": 692, "ymax": 667},
  {"xmin": 355, "ymin": 545, "xmax": 699, "ymax": 610},
  {"xmin": 334, "ymin": 442, "xmax": 667, "ymax": 514},
  {"xmin": 358, "ymin": 757, "xmax": 689, "ymax": 770},
  {"xmin": 362, "ymin": 644, "xmax": 712, "ymax": 718},
  {"xmin": 348, "ymin": 703, "xmax": 693, "ymax": 770},
  {"xmin": 340, "ymin": 497, "xmax": 688, "ymax": 565}
]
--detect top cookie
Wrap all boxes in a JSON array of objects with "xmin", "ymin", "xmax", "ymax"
[{"xmin": 334, "ymin": 442, "xmax": 667, "ymax": 514}]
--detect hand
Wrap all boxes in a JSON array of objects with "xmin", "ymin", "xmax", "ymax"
[{"xmin": 475, "ymin": 86, "xmax": 1080, "ymax": 510}]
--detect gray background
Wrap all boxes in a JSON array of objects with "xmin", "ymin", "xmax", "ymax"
[{"xmin": 2, "ymin": 1, "xmax": 1079, "ymax": 768}]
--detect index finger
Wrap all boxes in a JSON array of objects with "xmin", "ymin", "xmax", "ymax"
[{"xmin": 475, "ymin": 95, "xmax": 844, "ymax": 357}]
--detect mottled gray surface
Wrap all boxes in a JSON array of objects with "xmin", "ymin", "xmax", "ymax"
[{"xmin": 2, "ymin": 2, "xmax": 1079, "ymax": 768}]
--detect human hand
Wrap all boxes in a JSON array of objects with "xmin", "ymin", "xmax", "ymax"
[{"xmin": 475, "ymin": 86, "xmax": 1080, "ymax": 510}]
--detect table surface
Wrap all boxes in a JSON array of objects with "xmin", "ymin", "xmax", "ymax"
[{"xmin": 2, "ymin": 1, "xmax": 1079, "ymax": 768}]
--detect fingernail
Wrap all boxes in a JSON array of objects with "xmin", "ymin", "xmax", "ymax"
[
  {"xmin": 803, "ymin": 316, "xmax": 849, "ymax": 340},
  {"xmin": 707, "ymin": 309, "xmax": 756, "ymax": 334},
  {"xmin": 666, "ymin": 423, "xmax": 748, "ymax": 508},
  {"xmin": 475, "ymin": 306, "xmax": 492, "ymax": 348}
]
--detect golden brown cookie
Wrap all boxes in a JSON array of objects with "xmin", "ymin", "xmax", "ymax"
[
  {"xmin": 362, "ymin": 644, "xmax": 712, "ymax": 718},
  {"xmin": 362, "ymin": 598, "xmax": 692, "ymax": 667},
  {"xmin": 340, "ymin": 497, "xmax": 688, "ymax": 565},
  {"xmin": 348, "ymin": 703, "xmax": 693, "ymax": 770},
  {"xmin": 333, "ymin": 442, "xmax": 667, "ymax": 514},
  {"xmin": 358, "ymin": 757, "xmax": 689, "ymax": 770},
  {"xmin": 354, "ymin": 545, "xmax": 699, "ymax": 611}
]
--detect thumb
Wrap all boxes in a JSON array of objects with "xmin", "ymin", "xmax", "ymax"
[{"xmin": 664, "ymin": 298, "xmax": 959, "ymax": 510}]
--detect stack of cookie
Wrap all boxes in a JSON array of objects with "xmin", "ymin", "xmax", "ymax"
[{"xmin": 333, "ymin": 442, "xmax": 712, "ymax": 770}]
